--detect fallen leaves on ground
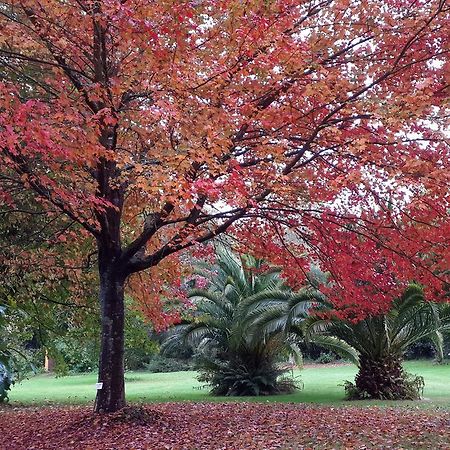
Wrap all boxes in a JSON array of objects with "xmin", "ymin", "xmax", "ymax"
[{"xmin": 1, "ymin": 402, "xmax": 449, "ymax": 449}]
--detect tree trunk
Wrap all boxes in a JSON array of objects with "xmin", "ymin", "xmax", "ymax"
[
  {"xmin": 354, "ymin": 354, "xmax": 423, "ymax": 400},
  {"xmin": 94, "ymin": 267, "xmax": 126, "ymax": 412}
]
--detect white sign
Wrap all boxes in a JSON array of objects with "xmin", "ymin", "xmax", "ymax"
[{"xmin": 95, "ymin": 382, "xmax": 103, "ymax": 390}]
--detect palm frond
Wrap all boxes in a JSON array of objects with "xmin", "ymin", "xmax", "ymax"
[{"xmin": 309, "ymin": 335, "xmax": 360, "ymax": 365}]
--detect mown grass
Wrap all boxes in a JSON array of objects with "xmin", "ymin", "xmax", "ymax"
[{"xmin": 8, "ymin": 360, "xmax": 450, "ymax": 409}]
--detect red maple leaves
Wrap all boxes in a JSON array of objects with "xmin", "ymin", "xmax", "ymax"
[{"xmin": 0, "ymin": 0, "xmax": 449, "ymax": 328}]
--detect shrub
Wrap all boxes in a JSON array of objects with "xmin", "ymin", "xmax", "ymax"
[
  {"xmin": 50, "ymin": 303, "xmax": 158, "ymax": 374},
  {"xmin": 0, "ymin": 363, "xmax": 13, "ymax": 403},
  {"xmin": 144, "ymin": 355, "xmax": 195, "ymax": 373},
  {"xmin": 124, "ymin": 308, "xmax": 159, "ymax": 370},
  {"xmin": 315, "ymin": 352, "xmax": 336, "ymax": 364},
  {"xmin": 405, "ymin": 339, "xmax": 436, "ymax": 360},
  {"xmin": 125, "ymin": 348, "xmax": 153, "ymax": 371},
  {"xmin": 52, "ymin": 338, "xmax": 99, "ymax": 374},
  {"xmin": 196, "ymin": 356, "xmax": 300, "ymax": 396}
]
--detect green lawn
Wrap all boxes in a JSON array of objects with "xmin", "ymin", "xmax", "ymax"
[{"xmin": 9, "ymin": 360, "xmax": 450, "ymax": 408}]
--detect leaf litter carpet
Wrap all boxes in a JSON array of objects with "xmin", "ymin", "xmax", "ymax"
[{"xmin": 1, "ymin": 402, "xmax": 449, "ymax": 449}]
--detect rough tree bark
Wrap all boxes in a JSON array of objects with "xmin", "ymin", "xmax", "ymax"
[
  {"xmin": 354, "ymin": 355, "xmax": 423, "ymax": 400},
  {"xmin": 95, "ymin": 265, "xmax": 126, "ymax": 412},
  {"xmin": 93, "ymin": 156, "xmax": 127, "ymax": 412}
]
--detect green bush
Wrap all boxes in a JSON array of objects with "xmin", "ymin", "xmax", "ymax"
[
  {"xmin": 52, "ymin": 336, "xmax": 99, "ymax": 374},
  {"xmin": 125, "ymin": 348, "xmax": 155, "ymax": 371},
  {"xmin": 50, "ymin": 302, "xmax": 158, "ymax": 374},
  {"xmin": 144, "ymin": 355, "xmax": 195, "ymax": 373},
  {"xmin": 405, "ymin": 339, "xmax": 436, "ymax": 360},
  {"xmin": 123, "ymin": 308, "xmax": 158, "ymax": 370},
  {"xmin": 0, "ymin": 304, "xmax": 18, "ymax": 400},
  {"xmin": 315, "ymin": 352, "xmax": 337, "ymax": 364},
  {"xmin": 0, "ymin": 363, "xmax": 13, "ymax": 403}
]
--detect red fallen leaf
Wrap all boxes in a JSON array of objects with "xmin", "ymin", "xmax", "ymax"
[{"xmin": 1, "ymin": 403, "xmax": 450, "ymax": 449}]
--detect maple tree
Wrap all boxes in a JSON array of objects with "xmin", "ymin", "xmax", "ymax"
[{"xmin": 0, "ymin": 0, "xmax": 449, "ymax": 412}]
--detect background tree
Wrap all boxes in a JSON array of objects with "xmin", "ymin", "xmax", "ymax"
[{"xmin": 0, "ymin": 0, "xmax": 448, "ymax": 411}]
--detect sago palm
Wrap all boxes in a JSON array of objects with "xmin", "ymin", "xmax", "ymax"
[
  {"xmin": 246, "ymin": 266, "xmax": 360, "ymax": 366},
  {"xmin": 163, "ymin": 248, "xmax": 303, "ymax": 396},
  {"xmin": 303, "ymin": 284, "xmax": 448, "ymax": 400}
]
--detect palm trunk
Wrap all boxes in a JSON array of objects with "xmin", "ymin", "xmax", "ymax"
[
  {"xmin": 354, "ymin": 354, "xmax": 423, "ymax": 400},
  {"xmin": 94, "ymin": 266, "xmax": 126, "ymax": 412}
]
